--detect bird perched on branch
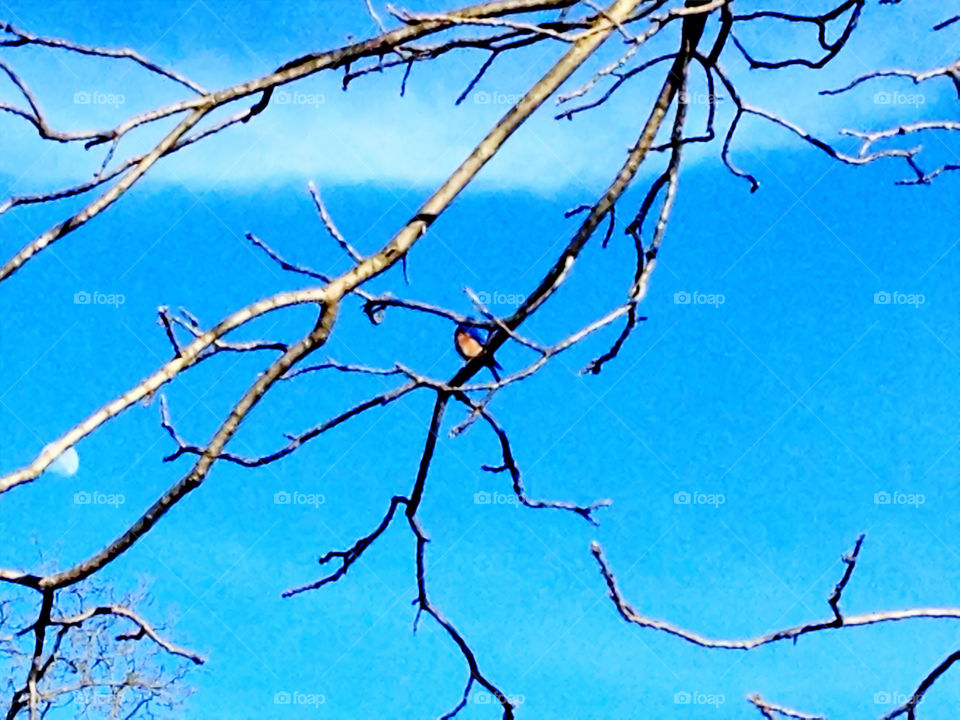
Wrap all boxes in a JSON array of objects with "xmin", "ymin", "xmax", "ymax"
[{"xmin": 454, "ymin": 323, "xmax": 501, "ymax": 381}]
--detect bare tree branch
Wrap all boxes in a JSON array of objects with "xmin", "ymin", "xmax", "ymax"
[
  {"xmin": 1, "ymin": 21, "xmax": 205, "ymax": 93},
  {"xmin": 749, "ymin": 694, "xmax": 825, "ymax": 720},
  {"xmin": 49, "ymin": 605, "xmax": 203, "ymax": 665},
  {"xmin": 591, "ymin": 537, "xmax": 960, "ymax": 650}
]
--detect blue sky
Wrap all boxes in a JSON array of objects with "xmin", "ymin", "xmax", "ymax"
[{"xmin": 1, "ymin": 1, "xmax": 959, "ymax": 718}]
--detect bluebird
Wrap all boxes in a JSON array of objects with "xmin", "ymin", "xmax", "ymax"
[{"xmin": 454, "ymin": 323, "xmax": 501, "ymax": 380}]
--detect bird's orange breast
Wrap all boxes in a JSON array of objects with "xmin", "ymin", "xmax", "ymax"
[{"xmin": 455, "ymin": 331, "xmax": 484, "ymax": 359}]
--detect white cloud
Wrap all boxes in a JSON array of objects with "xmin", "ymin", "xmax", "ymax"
[{"xmin": 0, "ymin": 6, "xmax": 954, "ymax": 193}]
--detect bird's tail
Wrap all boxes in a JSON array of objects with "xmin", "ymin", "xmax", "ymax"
[{"xmin": 489, "ymin": 362, "xmax": 501, "ymax": 382}]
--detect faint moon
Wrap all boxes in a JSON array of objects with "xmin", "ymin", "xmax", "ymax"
[{"xmin": 48, "ymin": 446, "xmax": 80, "ymax": 477}]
